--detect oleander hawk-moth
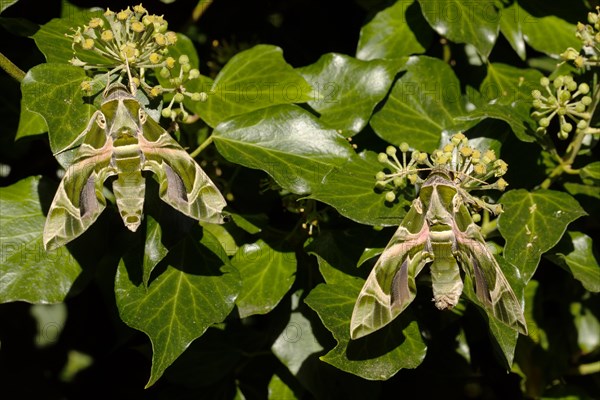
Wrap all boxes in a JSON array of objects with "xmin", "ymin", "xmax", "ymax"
[
  {"xmin": 350, "ymin": 168, "xmax": 527, "ymax": 339},
  {"xmin": 43, "ymin": 84, "xmax": 226, "ymax": 250}
]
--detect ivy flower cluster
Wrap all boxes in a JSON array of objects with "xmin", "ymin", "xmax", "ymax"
[
  {"xmin": 376, "ymin": 133, "xmax": 508, "ymax": 214},
  {"xmin": 531, "ymin": 75, "xmax": 593, "ymax": 139},
  {"xmin": 561, "ymin": 7, "xmax": 600, "ymax": 68},
  {"xmin": 67, "ymin": 4, "xmax": 208, "ymax": 120}
]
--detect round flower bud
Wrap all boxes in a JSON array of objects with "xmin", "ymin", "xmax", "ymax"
[
  {"xmin": 154, "ymin": 33, "xmax": 166, "ymax": 46},
  {"xmin": 578, "ymin": 83, "xmax": 590, "ymax": 94},
  {"xmin": 471, "ymin": 213, "xmax": 481, "ymax": 223},
  {"xmin": 561, "ymin": 122, "xmax": 573, "ymax": 133},
  {"xmin": 496, "ymin": 178, "xmax": 508, "ymax": 191},
  {"xmin": 581, "ymin": 96, "xmax": 592, "ymax": 106},
  {"xmin": 399, "ymin": 142, "xmax": 410, "ymax": 153},
  {"xmin": 532, "ymin": 99, "xmax": 543, "ymax": 109},
  {"xmin": 182, "ymin": 63, "xmax": 191, "ymax": 73},
  {"xmin": 451, "ymin": 132, "xmax": 465, "ymax": 144},
  {"xmin": 174, "ymin": 93, "xmax": 185, "ymax": 103},
  {"xmin": 531, "ymin": 89, "xmax": 542, "ymax": 99},
  {"xmin": 558, "ymin": 130, "xmax": 569, "ymax": 140},
  {"xmin": 558, "ymin": 90, "xmax": 571, "ymax": 102},
  {"xmin": 131, "ymin": 21, "xmax": 145, "ymax": 33},
  {"xmin": 188, "ymin": 68, "xmax": 200, "ymax": 79},
  {"xmin": 473, "ymin": 163, "xmax": 486, "ymax": 175},
  {"xmin": 159, "ymin": 67, "xmax": 170, "ymax": 78},
  {"xmin": 385, "ymin": 191, "xmax": 396, "ymax": 202},
  {"xmin": 540, "ymin": 77, "xmax": 550, "ymax": 87},
  {"xmin": 566, "ymin": 80, "xmax": 577, "ymax": 92},
  {"xmin": 117, "ymin": 8, "xmax": 132, "ymax": 21},
  {"xmin": 574, "ymin": 102, "xmax": 586, "ymax": 113},
  {"xmin": 165, "ymin": 31, "xmax": 177, "ymax": 45},
  {"xmin": 553, "ymin": 76, "xmax": 564, "ymax": 88},
  {"xmin": 393, "ymin": 177, "xmax": 404, "ymax": 187},
  {"xmin": 178, "ymin": 55, "xmax": 189, "ymax": 65},
  {"xmin": 577, "ymin": 119, "xmax": 588, "ymax": 130},
  {"xmin": 150, "ymin": 86, "xmax": 162, "ymax": 97},
  {"xmin": 149, "ymin": 52, "xmax": 162, "ymax": 64},
  {"xmin": 386, "ymin": 146, "xmax": 397, "ymax": 156},
  {"xmin": 539, "ymin": 117, "xmax": 550, "ymax": 128},
  {"xmin": 375, "ymin": 171, "xmax": 386, "ymax": 181},
  {"xmin": 161, "ymin": 108, "xmax": 172, "ymax": 119},
  {"xmin": 82, "ymin": 38, "xmax": 94, "ymax": 50},
  {"xmin": 377, "ymin": 153, "xmax": 388, "ymax": 163},
  {"xmin": 134, "ymin": 4, "xmax": 147, "ymax": 14}
]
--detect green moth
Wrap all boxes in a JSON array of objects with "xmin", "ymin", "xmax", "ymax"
[
  {"xmin": 350, "ymin": 167, "xmax": 527, "ymax": 339},
  {"xmin": 43, "ymin": 84, "xmax": 226, "ymax": 250}
]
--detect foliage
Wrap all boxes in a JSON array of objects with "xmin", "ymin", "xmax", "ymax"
[{"xmin": 0, "ymin": 0, "xmax": 598, "ymax": 398}]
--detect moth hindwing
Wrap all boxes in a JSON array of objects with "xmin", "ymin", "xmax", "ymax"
[
  {"xmin": 350, "ymin": 168, "xmax": 527, "ymax": 339},
  {"xmin": 43, "ymin": 84, "xmax": 227, "ymax": 250}
]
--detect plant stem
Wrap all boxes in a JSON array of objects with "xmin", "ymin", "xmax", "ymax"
[
  {"xmin": 190, "ymin": 136, "xmax": 213, "ymax": 158},
  {"xmin": 0, "ymin": 51, "xmax": 25, "ymax": 82}
]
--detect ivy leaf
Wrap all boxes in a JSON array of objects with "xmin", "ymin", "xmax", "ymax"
[
  {"xmin": 370, "ymin": 56, "xmax": 471, "ymax": 153},
  {"xmin": 580, "ymin": 162, "xmax": 600, "ymax": 186},
  {"xmin": 115, "ymin": 231, "xmax": 241, "ymax": 387},
  {"xmin": 298, "ymin": 53, "xmax": 405, "ymax": 135},
  {"xmin": 499, "ymin": 2, "xmax": 581, "ymax": 57},
  {"xmin": 268, "ymin": 375, "xmax": 297, "ymax": 400},
  {"xmin": 33, "ymin": 12, "xmax": 108, "ymax": 64},
  {"xmin": 15, "ymin": 107, "xmax": 47, "ymax": 140},
  {"xmin": 546, "ymin": 232, "xmax": 600, "ymax": 293},
  {"xmin": 213, "ymin": 104, "xmax": 355, "ymax": 195},
  {"xmin": 185, "ymin": 45, "xmax": 312, "ymax": 127},
  {"xmin": 310, "ymin": 151, "xmax": 412, "ymax": 226},
  {"xmin": 304, "ymin": 257, "xmax": 426, "ymax": 380},
  {"xmin": 498, "ymin": 189, "xmax": 587, "ymax": 283},
  {"xmin": 141, "ymin": 215, "xmax": 169, "ymax": 288},
  {"xmin": 461, "ymin": 63, "xmax": 544, "ymax": 142},
  {"xmin": 21, "ymin": 64, "xmax": 96, "ymax": 160},
  {"xmin": 356, "ymin": 0, "xmax": 432, "ymax": 60},
  {"xmin": 416, "ymin": 0, "xmax": 500, "ymax": 58},
  {"xmin": 0, "ymin": 177, "xmax": 84, "ymax": 303},
  {"xmin": 231, "ymin": 239, "xmax": 296, "ymax": 318},
  {"xmin": 564, "ymin": 183, "xmax": 600, "ymax": 200}
]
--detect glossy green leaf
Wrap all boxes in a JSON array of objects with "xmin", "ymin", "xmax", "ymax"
[
  {"xmin": 309, "ymin": 151, "xmax": 412, "ymax": 226},
  {"xmin": 356, "ymin": 0, "xmax": 432, "ymax": 60},
  {"xmin": 298, "ymin": 53, "xmax": 404, "ymax": 135},
  {"xmin": 498, "ymin": 189, "xmax": 587, "ymax": 283},
  {"xmin": 21, "ymin": 63, "xmax": 96, "ymax": 157},
  {"xmin": 500, "ymin": 2, "xmax": 581, "ymax": 57},
  {"xmin": 231, "ymin": 239, "xmax": 296, "ymax": 318},
  {"xmin": 33, "ymin": 12, "xmax": 108, "ymax": 64},
  {"xmin": 268, "ymin": 375, "xmax": 297, "ymax": 400},
  {"xmin": 0, "ymin": 0, "xmax": 18, "ymax": 13},
  {"xmin": 499, "ymin": 3, "xmax": 527, "ymax": 60},
  {"xmin": 15, "ymin": 107, "xmax": 47, "ymax": 140},
  {"xmin": 213, "ymin": 104, "xmax": 355, "ymax": 195},
  {"xmin": 142, "ymin": 215, "xmax": 169, "ymax": 288},
  {"xmin": 462, "ymin": 63, "xmax": 544, "ymax": 142},
  {"xmin": 304, "ymin": 257, "xmax": 426, "ymax": 380},
  {"xmin": 580, "ymin": 162, "xmax": 600, "ymax": 186},
  {"xmin": 416, "ymin": 0, "xmax": 500, "ymax": 58},
  {"xmin": 570, "ymin": 301, "xmax": 600, "ymax": 354},
  {"xmin": 547, "ymin": 232, "xmax": 600, "ymax": 292},
  {"xmin": 370, "ymin": 56, "xmax": 470, "ymax": 152},
  {"xmin": 0, "ymin": 177, "xmax": 83, "ymax": 303},
  {"xmin": 115, "ymin": 232, "xmax": 241, "ymax": 387},
  {"xmin": 271, "ymin": 292, "xmax": 325, "ymax": 376},
  {"xmin": 185, "ymin": 45, "xmax": 312, "ymax": 127},
  {"xmin": 564, "ymin": 183, "xmax": 600, "ymax": 200}
]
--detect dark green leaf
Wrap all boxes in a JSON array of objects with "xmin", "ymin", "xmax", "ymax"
[
  {"xmin": 115, "ymin": 232, "xmax": 241, "ymax": 387},
  {"xmin": 564, "ymin": 183, "xmax": 600, "ymax": 200},
  {"xmin": 547, "ymin": 231, "xmax": 600, "ymax": 292},
  {"xmin": 465, "ymin": 63, "xmax": 544, "ymax": 142},
  {"xmin": 21, "ymin": 63, "xmax": 96, "ymax": 160},
  {"xmin": 499, "ymin": 3, "xmax": 527, "ymax": 60},
  {"xmin": 33, "ymin": 12, "xmax": 108, "ymax": 64},
  {"xmin": 498, "ymin": 189, "xmax": 587, "ymax": 283},
  {"xmin": 185, "ymin": 45, "xmax": 312, "ymax": 127},
  {"xmin": 356, "ymin": 0, "xmax": 432, "ymax": 60},
  {"xmin": 298, "ymin": 53, "xmax": 405, "ymax": 135},
  {"xmin": 580, "ymin": 162, "xmax": 600, "ymax": 186},
  {"xmin": 231, "ymin": 239, "xmax": 296, "ymax": 318},
  {"xmin": 0, "ymin": 177, "xmax": 83, "ymax": 303},
  {"xmin": 309, "ymin": 151, "xmax": 412, "ymax": 226},
  {"xmin": 142, "ymin": 215, "xmax": 169, "ymax": 288},
  {"xmin": 213, "ymin": 104, "xmax": 355, "ymax": 195},
  {"xmin": 0, "ymin": 0, "xmax": 19, "ymax": 13},
  {"xmin": 416, "ymin": 0, "xmax": 500, "ymax": 58},
  {"xmin": 370, "ymin": 56, "xmax": 470, "ymax": 152},
  {"xmin": 268, "ymin": 374, "xmax": 297, "ymax": 400},
  {"xmin": 15, "ymin": 107, "xmax": 47, "ymax": 140},
  {"xmin": 304, "ymin": 257, "xmax": 426, "ymax": 380}
]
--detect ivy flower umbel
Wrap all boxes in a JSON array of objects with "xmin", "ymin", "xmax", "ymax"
[
  {"xmin": 561, "ymin": 7, "xmax": 600, "ymax": 69},
  {"xmin": 531, "ymin": 75, "xmax": 593, "ymax": 139},
  {"xmin": 376, "ymin": 133, "xmax": 508, "ymax": 214},
  {"xmin": 68, "ymin": 4, "xmax": 208, "ymax": 120}
]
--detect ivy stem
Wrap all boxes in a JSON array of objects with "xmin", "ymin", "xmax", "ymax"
[
  {"xmin": 538, "ymin": 72, "xmax": 600, "ymax": 190},
  {"xmin": 190, "ymin": 136, "xmax": 213, "ymax": 158},
  {"xmin": 0, "ymin": 51, "xmax": 25, "ymax": 82},
  {"xmin": 480, "ymin": 211, "xmax": 497, "ymax": 238}
]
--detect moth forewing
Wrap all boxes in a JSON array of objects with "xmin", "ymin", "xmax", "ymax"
[
  {"xmin": 43, "ymin": 110, "xmax": 116, "ymax": 251},
  {"xmin": 350, "ymin": 198, "xmax": 431, "ymax": 340}
]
